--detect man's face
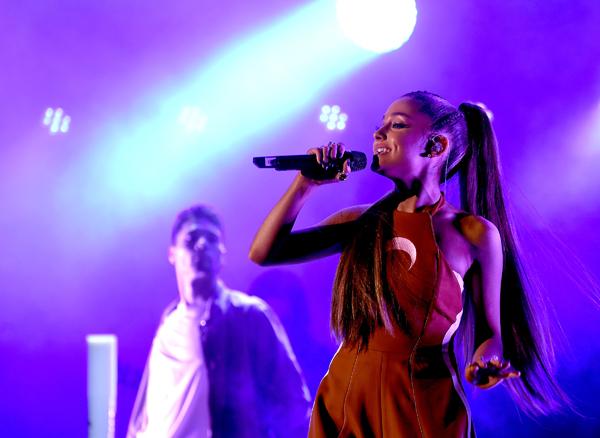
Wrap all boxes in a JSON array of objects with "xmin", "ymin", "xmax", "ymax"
[{"xmin": 169, "ymin": 219, "xmax": 226, "ymax": 302}]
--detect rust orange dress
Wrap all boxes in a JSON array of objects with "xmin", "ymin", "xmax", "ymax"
[{"xmin": 309, "ymin": 197, "xmax": 473, "ymax": 437}]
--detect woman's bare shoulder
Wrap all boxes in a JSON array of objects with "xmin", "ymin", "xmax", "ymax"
[
  {"xmin": 454, "ymin": 212, "xmax": 501, "ymax": 252},
  {"xmin": 442, "ymin": 203, "xmax": 500, "ymax": 249}
]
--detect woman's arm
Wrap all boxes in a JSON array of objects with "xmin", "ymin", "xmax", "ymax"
[
  {"xmin": 249, "ymin": 172, "xmax": 315, "ymax": 265},
  {"xmin": 249, "ymin": 144, "xmax": 362, "ymax": 266},
  {"xmin": 462, "ymin": 216, "xmax": 520, "ymax": 388}
]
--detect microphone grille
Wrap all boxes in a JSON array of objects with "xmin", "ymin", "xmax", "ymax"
[{"xmin": 348, "ymin": 151, "xmax": 367, "ymax": 171}]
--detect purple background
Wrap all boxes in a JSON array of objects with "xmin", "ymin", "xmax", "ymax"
[{"xmin": 1, "ymin": 0, "xmax": 599, "ymax": 436}]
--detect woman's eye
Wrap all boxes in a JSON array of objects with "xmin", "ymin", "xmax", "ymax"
[{"xmin": 392, "ymin": 122, "xmax": 407, "ymax": 129}]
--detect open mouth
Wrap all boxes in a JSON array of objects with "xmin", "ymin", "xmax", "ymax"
[{"xmin": 374, "ymin": 146, "xmax": 391, "ymax": 156}]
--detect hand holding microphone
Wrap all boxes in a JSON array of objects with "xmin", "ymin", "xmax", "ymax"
[
  {"xmin": 307, "ymin": 142, "xmax": 352, "ymax": 182},
  {"xmin": 253, "ymin": 142, "xmax": 367, "ymax": 182}
]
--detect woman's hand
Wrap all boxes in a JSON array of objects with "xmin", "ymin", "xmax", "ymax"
[
  {"xmin": 302, "ymin": 142, "xmax": 351, "ymax": 184},
  {"xmin": 465, "ymin": 355, "xmax": 520, "ymax": 389}
]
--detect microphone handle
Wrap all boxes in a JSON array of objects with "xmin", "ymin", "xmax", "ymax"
[
  {"xmin": 252, "ymin": 153, "xmax": 355, "ymax": 171},
  {"xmin": 269, "ymin": 155, "xmax": 344, "ymax": 180},
  {"xmin": 252, "ymin": 155, "xmax": 342, "ymax": 180},
  {"xmin": 276, "ymin": 155, "xmax": 324, "ymax": 171}
]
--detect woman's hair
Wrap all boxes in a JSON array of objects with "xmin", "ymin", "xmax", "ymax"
[{"xmin": 331, "ymin": 90, "xmax": 566, "ymax": 415}]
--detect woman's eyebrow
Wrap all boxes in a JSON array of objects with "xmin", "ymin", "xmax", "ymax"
[
  {"xmin": 382, "ymin": 112, "xmax": 412, "ymax": 121},
  {"xmin": 390, "ymin": 112, "xmax": 412, "ymax": 118}
]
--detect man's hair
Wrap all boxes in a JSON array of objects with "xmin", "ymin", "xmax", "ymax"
[{"xmin": 171, "ymin": 204, "xmax": 223, "ymax": 244}]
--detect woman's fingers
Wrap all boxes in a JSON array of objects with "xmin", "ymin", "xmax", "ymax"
[
  {"xmin": 497, "ymin": 361, "xmax": 521, "ymax": 379},
  {"xmin": 466, "ymin": 357, "xmax": 521, "ymax": 387},
  {"xmin": 307, "ymin": 147, "xmax": 323, "ymax": 165},
  {"xmin": 336, "ymin": 159, "xmax": 351, "ymax": 181},
  {"xmin": 305, "ymin": 142, "xmax": 348, "ymax": 183},
  {"xmin": 465, "ymin": 362, "xmax": 481, "ymax": 383},
  {"xmin": 328, "ymin": 143, "xmax": 336, "ymax": 161},
  {"xmin": 470, "ymin": 355, "xmax": 488, "ymax": 370},
  {"xmin": 310, "ymin": 142, "xmax": 344, "ymax": 163},
  {"xmin": 336, "ymin": 142, "xmax": 345, "ymax": 159},
  {"xmin": 490, "ymin": 358, "xmax": 520, "ymax": 377},
  {"xmin": 489, "ymin": 355, "xmax": 501, "ymax": 366},
  {"xmin": 322, "ymin": 144, "xmax": 330, "ymax": 166}
]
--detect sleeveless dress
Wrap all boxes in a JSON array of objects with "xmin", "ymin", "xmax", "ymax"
[{"xmin": 309, "ymin": 196, "xmax": 472, "ymax": 437}]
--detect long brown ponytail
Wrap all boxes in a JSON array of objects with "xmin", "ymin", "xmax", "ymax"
[{"xmin": 458, "ymin": 101, "xmax": 567, "ymax": 414}]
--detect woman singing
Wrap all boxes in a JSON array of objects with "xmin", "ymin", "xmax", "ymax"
[{"xmin": 249, "ymin": 91, "xmax": 564, "ymax": 437}]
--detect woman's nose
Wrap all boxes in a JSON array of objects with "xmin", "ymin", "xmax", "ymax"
[{"xmin": 373, "ymin": 126, "xmax": 386, "ymax": 141}]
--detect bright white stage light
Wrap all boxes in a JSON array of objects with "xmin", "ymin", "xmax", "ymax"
[
  {"xmin": 336, "ymin": 0, "xmax": 417, "ymax": 53},
  {"xmin": 43, "ymin": 107, "xmax": 71, "ymax": 134},
  {"xmin": 320, "ymin": 104, "xmax": 348, "ymax": 130}
]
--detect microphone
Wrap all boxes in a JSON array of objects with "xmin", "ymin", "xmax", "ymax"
[{"xmin": 253, "ymin": 151, "xmax": 367, "ymax": 180}]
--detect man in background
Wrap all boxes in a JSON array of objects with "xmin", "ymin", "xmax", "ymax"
[{"xmin": 128, "ymin": 204, "xmax": 311, "ymax": 437}]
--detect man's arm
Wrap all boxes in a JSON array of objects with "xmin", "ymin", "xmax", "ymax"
[
  {"xmin": 127, "ymin": 300, "xmax": 179, "ymax": 437},
  {"xmin": 248, "ymin": 299, "xmax": 311, "ymax": 437}
]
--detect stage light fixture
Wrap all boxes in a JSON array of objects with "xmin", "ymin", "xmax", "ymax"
[
  {"xmin": 43, "ymin": 107, "xmax": 71, "ymax": 134},
  {"xmin": 320, "ymin": 104, "xmax": 348, "ymax": 130},
  {"xmin": 336, "ymin": 0, "xmax": 417, "ymax": 53}
]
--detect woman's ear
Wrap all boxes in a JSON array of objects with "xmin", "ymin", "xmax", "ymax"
[{"xmin": 426, "ymin": 134, "xmax": 450, "ymax": 157}]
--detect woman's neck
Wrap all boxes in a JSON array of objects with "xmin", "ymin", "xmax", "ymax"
[{"xmin": 392, "ymin": 179, "xmax": 441, "ymax": 212}]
